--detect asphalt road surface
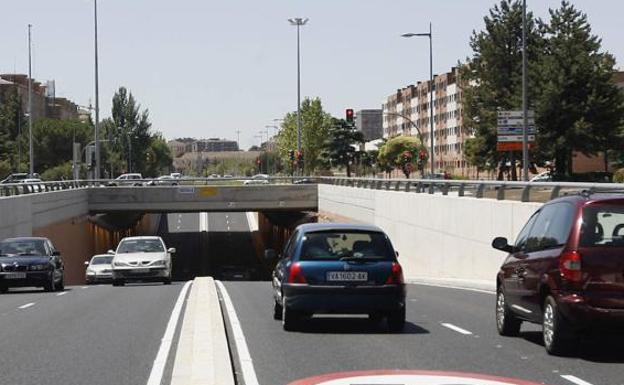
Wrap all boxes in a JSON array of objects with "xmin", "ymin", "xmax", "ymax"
[
  {"xmin": 0, "ymin": 283, "xmax": 186, "ymax": 385},
  {"xmin": 221, "ymin": 281, "xmax": 624, "ymax": 385}
]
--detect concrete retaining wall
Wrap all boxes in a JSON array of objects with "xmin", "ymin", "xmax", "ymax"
[{"xmin": 319, "ymin": 185, "xmax": 541, "ymax": 291}]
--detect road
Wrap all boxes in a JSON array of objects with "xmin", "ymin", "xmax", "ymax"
[
  {"xmin": 221, "ymin": 281, "xmax": 624, "ymax": 385},
  {"xmin": 0, "ymin": 283, "xmax": 186, "ymax": 385}
]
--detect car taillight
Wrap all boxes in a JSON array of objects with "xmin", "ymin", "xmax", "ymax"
[
  {"xmin": 287, "ymin": 262, "xmax": 307, "ymax": 284},
  {"xmin": 560, "ymin": 250, "xmax": 582, "ymax": 282},
  {"xmin": 386, "ymin": 262, "xmax": 404, "ymax": 285}
]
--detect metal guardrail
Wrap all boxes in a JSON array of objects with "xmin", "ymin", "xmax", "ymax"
[
  {"xmin": 315, "ymin": 176, "xmax": 624, "ymax": 203},
  {"xmin": 0, "ymin": 176, "xmax": 312, "ymax": 198}
]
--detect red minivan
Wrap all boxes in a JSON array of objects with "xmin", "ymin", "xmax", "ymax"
[{"xmin": 492, "ymin": 192, "xmax": 624, "ymax": 355}]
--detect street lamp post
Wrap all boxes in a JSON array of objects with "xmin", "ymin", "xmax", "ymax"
[
  {"xmin": 521, "ymin": 0, "xmax": 529, "ymax": 181},
  {"xmin": 402, "ymin": 23, "xmax": 434, "ymax": 176},
  {"xmin": 27, "ymin": 24, "xmax": 33, "ymax": 176},
  {"xmin": 288, "ymin": 17, "xmax": 308, "ymax": 175},
  {"xmin": 94, "ymin": 0, "xmax": 101, "ymax": 180}
]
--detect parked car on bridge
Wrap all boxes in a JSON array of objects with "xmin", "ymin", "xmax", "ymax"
[
  {"xmin": 266, "ymin": 223, "xmax": 406, "ymax": 331},
  {"xmin": 529, "ymin": 171, "xmax": 552, "ymax": 182},
  {"xmin": 0, "ymin": 237, "xmax": 65, "ymax": 292},
  {"xmin": 84, "ymin": 254, "xmax": 114, "ymax": 284},
  {"xmin": 1, "ymin": 173, "xmax": 40, "ymax": 184},
  {"xmin": 492, "ymin": 191, "xmax": 624, "ymax": 355},
  {"xmin": 110, "ymin": 236, "xmax": 174, "ymax": 286},
  {"xmin": 107, "ymin": 173, "xmax": 143, "ymax": 186}
]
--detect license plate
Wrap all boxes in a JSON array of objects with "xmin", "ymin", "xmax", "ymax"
[
  {"xmin": 3, "ymin": 272, "xmax": 26, "ymax": 279},
  {"xmin": 326, "ymin": 271, "xmax": 368, "ymax": 282},
  {"xmin": 130, "ymin": 269, "xmax": 148, "ymax": 274}
]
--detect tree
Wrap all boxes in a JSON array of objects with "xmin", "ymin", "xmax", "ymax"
[
  {"xmin": 320, "ymin": 118, "xmax": 365, "ymax": 177},
  {"xmin": 143, "ymin": 135, "xmax": 173, "ymax": 177},
  {"xmin": 462, "ymin": 0, "xmax": 543, "ymax": 180},
  {"xmin": 31, "ymin": 118, "xmax": 93, "ymax": 172},
  {"xmin": 276, "ymin": 98, "xmax": 333, "ymax": 173},
  {"xmin": 0, "ymin": 86, "xmax": 26, "ymax": 171},
  {"xmin": 377, "ymin": 136, "xmax": 427, "ymax": 178},
  {"xmin": 534, "ymin": 1, "xmax": 624, "ymax": 178}
]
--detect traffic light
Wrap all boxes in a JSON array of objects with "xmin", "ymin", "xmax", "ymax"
[
  {"xmin": 345, "ymin": 108, "xmax": 354, "ymax": 124},
  {"xmin": 289, "ymin": 149, "xmax": 295, "ymax": 162}
]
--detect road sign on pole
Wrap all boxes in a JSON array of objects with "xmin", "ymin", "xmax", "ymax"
[{"xmin": 497, "ymin": 110, "xmax": 535, "ymax": 152}]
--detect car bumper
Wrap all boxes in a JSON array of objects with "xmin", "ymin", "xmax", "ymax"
[
  {"xmin": 112, "ymin": 267, "xmax": 169, "ymax": 281},
  {"xmin": 0, "ymin": 271, "xmax": 52, "ymax": 288},
  {"xmin": 557, "ymin": 292, "xmax": 624, "ymax": 331},
  {"xmin": 282, "ymin": 283, "xmax": 406, "ymax": 314},
  {"xmin": 86, "ymin": 273, "xmax": 113, "ymax": 283}
]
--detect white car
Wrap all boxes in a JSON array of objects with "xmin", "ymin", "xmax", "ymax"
[
  {"xmin": 84, "ymin": 254, "xmax": 114, "ymax": 284},
  {"xmin": 243, "ymin": 174, "xmax": 270, "ymax": 185},
  {"xmin": 110, "ymin": 236, "xmax": 175, "ymax": 286},
  {"xmin": 530, "ymin": 171, "xmax": 552, "ymax": 182},
  {"xmin": 108, "ymin": 173, "xmax": 143, "ymax": 186},
  {"xmin": 145, "ymin": 175, "xmax": 179, "ymax": 186}
]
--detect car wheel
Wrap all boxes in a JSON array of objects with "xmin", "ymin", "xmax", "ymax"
[
  {"xmin": 282, "ymin": 302, "xmax": 300, "ymax": 331},
  {"xmin": 0, "ymin": 285, "xmax": 8, "ymax": 294},
  {"xmin": 387, "ymin": 307, "xmax": 406, "ymax": 332},
  {"xmin": 58, "ymin": 275, "xmax": 65, "ymax": 291},
  {"xmin": 44, "ymin": 275, "xmax": 56, "ymax": 292},
  {"xmin": 273, "ymin": 300, "xmax": 283, "ymax": 320},
  {"xmin": 496, "ymin": 288, "xmax": 521, "ymax": 336},
  {"xmin": 543, "ymin": 295, "xmax": 575, "ymax": 355}
]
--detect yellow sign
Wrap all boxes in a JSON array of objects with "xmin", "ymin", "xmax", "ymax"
[{"xmin": 197, "ymin": 187, "xmax": 218, "ymax": 197}]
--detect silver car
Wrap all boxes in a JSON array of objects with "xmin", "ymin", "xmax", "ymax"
[
  {"xmin": 84, "ymin": 254, "xmax": 114, "ymax": 284},
  {"xmin": 111, "ymin": 236, "xmax": 175, "ymax": 286}
]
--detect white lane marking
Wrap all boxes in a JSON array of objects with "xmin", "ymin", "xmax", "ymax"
[
  {"xmin": 511, "ymin": 304, "xmax": 532, "ymax": 314},
  {"xmin": 199, "ymin": 212, "xmax": 209, "ymax": 232},
  {"xmin": 56, "ymin": 291, "xmax": 67, "ymax": 296},
  {"xmin": 215, "ymin": 280, "xmax": 260, "ymax": 385},
  {"xmin": 18, "ymin": 302, "xmax": 35, "ymax": 309},
  {"xmin": 409, "ymin": 281, "xmax": 495, "ymax": 295},
  {"xmin": 227, "ymin": 225, "xmax": 230, "ymax": 231},
  {"xmin": 440, "ymin": 323, "xmax": 473, "ymax": 335},
  {"xmin": 81, "ymin": 286, "xmax": 89, "ymax": 289},
  {"xmin": 145, "ymin": 280, "xmax": 192, "ymax": 385},
  {"xmin": 245, "ymin": 212, "xmax": 257, "ymax": 232},
  {"xmin": 561, "ymin": 375, "xmax": 594, "ymax": 385}
]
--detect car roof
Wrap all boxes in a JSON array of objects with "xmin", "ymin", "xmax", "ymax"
[
  {"xmin": 91, "ymin": 254, "xmax": 113, "ymax": 259},
  {"xmin": 1, "ymin": 237, "xmax": 49, "ymax": 242},
  {"xmin": 549, "ymin": 192, "xmax": 624, "ymax": 206},
  {"xmin": 120, "ymin": 236, "xmax": 162, "ymax": 241},
  {"xmin": 295, "ymin": 222, "xmax": 386, "ymax": 234}
]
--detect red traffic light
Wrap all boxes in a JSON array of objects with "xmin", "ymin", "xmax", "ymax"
[{"xmin": 346, "ymin": 108, "xmax": 354, "ymax": 123}]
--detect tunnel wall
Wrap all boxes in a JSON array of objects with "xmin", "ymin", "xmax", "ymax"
[{"xmin": 318, "ymin": 184, "xmax": 541, "ymax": 290}]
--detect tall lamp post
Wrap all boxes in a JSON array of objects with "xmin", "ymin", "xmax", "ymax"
[
  {"xmin": 288, "ymin": 17, "xmax": 308, "ymax": 175},
  {"xmin": 94, "ymin": 0, "xmax": 101, "ymax": 180},
  {"xmin": 521, "ymin": 0, "xmax": 529, "ymax": 181},
  {"xmin": 402, "ymin": 22, "xmax": 434, "ymax": 176},
  {"xmin": 27, "ymin": 24, "xmax": 34, "ymax": 176}
]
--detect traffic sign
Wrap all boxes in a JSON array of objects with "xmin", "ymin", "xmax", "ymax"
[
  {"xmin": 497, "ymin": 117, "xmax": 535, "ymax": 126},
  {"xmin": 498, "ymin": 110, "xmax": 535, "ymax": 118},
  {"xmin": 498, "ymin": 135, "xmax": 536, "ymax": 142},
  {"xmin": 497, "ymin": 142, "xmax": 534, "ymax": 151},
  {"xmin": 497, "ymin": 127, "xmax": 536, "ymax": 135}
]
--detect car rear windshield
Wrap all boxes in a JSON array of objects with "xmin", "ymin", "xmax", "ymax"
[
  {"xmin": 580, "ymin": 203, "xmax": 624, "ymax": 247},
  {"xmin": 299, "ymin": 231, "xmax": 394, "ymax": 261},
  {"xmin": 0, "ymin": 240, "xmax": 46, "ymax": 256},
  {"xmin": 117, "ymin": 239, "xmax": 164, "ymax": 253},
  {"xmin": 91, "ymin": 256, "xmax": 113, "ymax": 265}
]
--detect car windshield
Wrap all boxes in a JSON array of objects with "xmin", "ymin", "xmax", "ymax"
[
  {"xmin": 299, "ymin": 231, "xmax": 394, "ymax": 261},
  {"xmin": 0, "ymin": 240, "xmax": 47, "ymax": 256},
  {"xmin": 580, "ymin": 203, "xmax": 624, "ymax": 247},
  {"xmin": 117, "ymin": 239, "xmax": 164, "ymax": 253},
  {"xmin": 91, "ymin": 256, "xmax": 113, "ymax": 265}
]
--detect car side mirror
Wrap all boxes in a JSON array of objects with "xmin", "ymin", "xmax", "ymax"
[
  {"xmin": 168, "ymin": 247, "xmax": 176, "ymax": 254},
  {"xmin": 107, "ymin": 249, "xmax": 115, "ymax": 254},
  {"xmin": 492, "ymin": 237, "xmax": 514, "ymax": 253},
  {"xmin": 84, "ymin": 261, "xmax": 90, "ymax": 266},
  {"xmin": 264, "ymin": 249, "xmax": 277, "ymax": 261},
  {"xmin": 52, "ymin": 250, "xmax": 61, "ymax": 256}
]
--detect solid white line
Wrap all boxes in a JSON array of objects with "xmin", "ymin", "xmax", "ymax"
[
  {"xmin": 199, "ymin": 212, "xmax": 209, "ymax": 232},
  {"xmin": 18, "ymin": 302, "xmax": 35, "ymax": 309},
  {"xmin": 145, "ymin": 280, "xmax": 192, "ymax": 385},
  {"xmin": 561, "ymin": 375, "xmax": 594, "ymax": 385},
  {"xmin": 408, "ymin": 280, "xmax": 495, "ymax": 295},
  {"xmin": 441, "ymin": 323, "xmax": 473, "ymax": 335},
  {"xmin": 215, "ymin": 280, "xmax": 260, "ymax": 385},
  {"xmin": 56, "ymin": 291, "xmax": 67, "ymax": 296}
]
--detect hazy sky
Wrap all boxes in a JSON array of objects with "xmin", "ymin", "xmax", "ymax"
[{"xmin": 2, "ymin": 1, "xmax": 622, "ymax": 149}]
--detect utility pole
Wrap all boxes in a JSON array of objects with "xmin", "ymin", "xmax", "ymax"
[
  {"xmin": 27, "ymin": 24, "xmax": 34, "ymax": 176},
  {"xmin": 235, "ymin": 130, "xmax": 241, "ymax": 150},
  {"xmin": 521, "ymin": 0, "xmax": 529, "ymax": 181},
  {"xmin": 288, "ymin": 18, "xmax": 308, "ymax": 175},
  {"xmin": 94, "ymin": 0, "xmax": 101, "ymax": 180}
]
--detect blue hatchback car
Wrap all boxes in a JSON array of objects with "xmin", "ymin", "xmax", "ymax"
[{"xmin": 266, "ymin": 223, "xmax": 406, "ymax": 331}]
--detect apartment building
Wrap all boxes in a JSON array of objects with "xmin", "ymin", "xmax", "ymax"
[
  {"xmin": 382, "ymin": 66, "xmax": 474, "ymax": 177},
  {"xmin": 190, "ymin": 138, "xmax": 239, "ymax": 152}
]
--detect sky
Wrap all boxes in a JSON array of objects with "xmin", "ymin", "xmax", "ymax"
[{"xmin": 1, "ymin": 0, "xmax": 623, "ymax": 150}]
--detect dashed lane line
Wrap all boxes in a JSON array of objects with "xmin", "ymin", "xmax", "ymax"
[
  {"xmin": 56, "ymin": 291, "xmax": 67, "ymax": 296},
  {"xmin": 561, "ymin": 375, "xmax": 594, "ymax": 385},
  {"xmin": 18, "ymin": 302, "xmax": 35, "ymax": 309},
  {"xmin": 440, "ymin": 322, "xmax": 473, "ymax": 335}
]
